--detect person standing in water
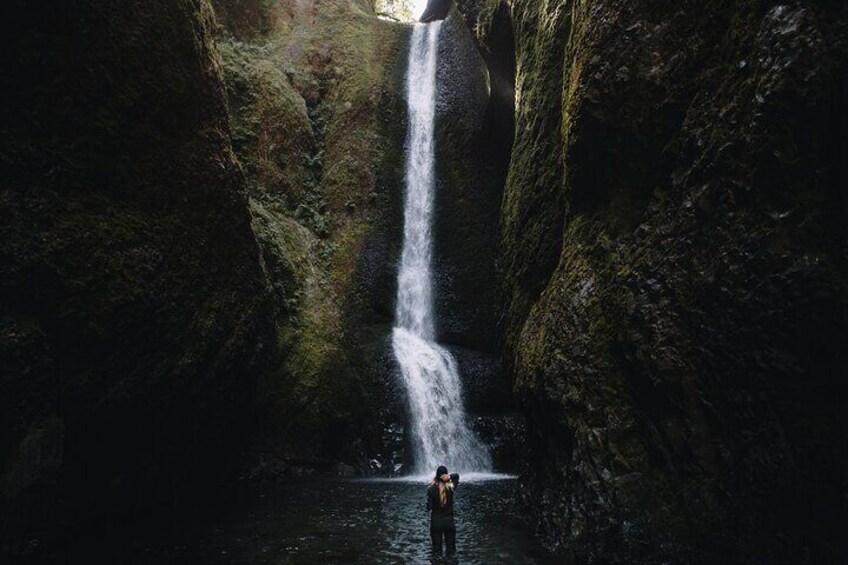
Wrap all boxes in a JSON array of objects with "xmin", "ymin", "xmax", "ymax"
[{"xmin": 426, "ymin": 465, "xmax": 460, "ymax": 558}]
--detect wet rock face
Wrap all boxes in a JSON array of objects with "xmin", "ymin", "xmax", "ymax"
[
  {"xmin": 430, "ymin": 13, "xmax": 519, "ymax": 458},
  {"xmin": 459, "ymin": 0, "xmax": 848, "ymax": 562},
  {"xmin": 0, "ymin": 0, "xmax": 273, "ymax": 551},
  {"xmin": 432, "ymin": 14, "xmax": 500, "ymax": 354}
]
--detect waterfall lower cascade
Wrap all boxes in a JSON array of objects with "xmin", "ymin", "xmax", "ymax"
[{"xmin": 392, "ymin": 22, "xmax": 492, "ymax": 475}]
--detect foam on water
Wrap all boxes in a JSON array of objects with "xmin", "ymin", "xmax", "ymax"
[{"xmin": 357, "ymin": 472, "xmax": 517, "ymax": 485}]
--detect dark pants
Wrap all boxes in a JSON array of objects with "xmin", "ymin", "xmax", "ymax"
[{"xmin": 430, "ymin": 519, "xmax": 456, "ymax": 556}]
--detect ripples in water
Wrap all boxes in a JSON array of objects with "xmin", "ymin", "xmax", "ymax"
[{"xmin": 119, "ymin": 477, "xmax": 558, "ymax": 564}]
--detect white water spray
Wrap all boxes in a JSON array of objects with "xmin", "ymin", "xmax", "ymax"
[{"xmin": 392, "ymin": 22, "xmax": 492, "ymax": 475}]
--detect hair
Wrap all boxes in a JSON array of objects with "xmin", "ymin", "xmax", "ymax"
[{"xmin": 433, "ymin": 476, "xmax": 454, "ymax": 508}]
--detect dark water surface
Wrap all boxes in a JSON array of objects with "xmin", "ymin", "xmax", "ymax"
[{"xmin": 94, "ymin": 476, "xmax": 557, "ymax": 564}]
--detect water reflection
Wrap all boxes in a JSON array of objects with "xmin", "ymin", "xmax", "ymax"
[{"xmin": 124, "ymin": 477, "xmax": 557, "ymax": 564}]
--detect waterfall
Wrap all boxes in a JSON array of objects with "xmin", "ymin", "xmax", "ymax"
[{"xmin": 392, "ymin": 22, "xmax": 492, "ymax": 475}]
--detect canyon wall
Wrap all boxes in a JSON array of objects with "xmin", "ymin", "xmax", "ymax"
[
  {"xmin": 210, "ymin": 0, "xmax": 412, "ymax": 477},
  {"xmin": 458, "ymin": 0, "xmax": 847, "ymax": 562},
  {"xmin": 1, "ymin": 0, "xmax": 414, "ymax": 557},
  {"xmin": 1, "ymin": 0, "xmax": 275, "ymax": 555}
]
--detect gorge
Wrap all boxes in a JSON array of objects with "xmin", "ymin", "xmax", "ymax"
[{"xmin": 1, "ymin": 0, "xmax": 846, "ymax": 563}]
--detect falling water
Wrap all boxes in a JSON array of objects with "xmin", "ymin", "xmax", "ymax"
[{"xmin": 392, "ymin": 22, "xmax": 492, "ymax": 475}]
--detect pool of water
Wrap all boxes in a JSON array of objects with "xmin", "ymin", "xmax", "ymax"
[{"xmin": 102, "ymin": 476, "xmax": 557, "ymax": 564}]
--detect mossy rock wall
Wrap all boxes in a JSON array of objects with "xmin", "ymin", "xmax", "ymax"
[
  {"xmin": 211, "ymin": 0, "xmax": 414, "ymax": 475},
  {"xmin": 459, "ymin": 0, "xmax": 848, "ymax": 562},
  {"xmin": 0, "ymin": 0, "xmax": 275, "ymax": 552}
]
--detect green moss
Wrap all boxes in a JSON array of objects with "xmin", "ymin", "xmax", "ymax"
[
  {"xmin": 218, "ymin": 37, "xmax": 313, "ymax": 207},
  {"xmin": 497, "ymin": 0, "xmax": 573, "ymax": 360},
  {"xmin": 455, "ymin": 0, "xmax": 848, "ymax": 560},
  {"xmin": 212, "ymin": 0, "xmax": 410, "ymax": 463}
]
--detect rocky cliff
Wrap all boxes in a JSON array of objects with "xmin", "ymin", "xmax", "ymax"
[
  {"xmin": 458, "ymin": 0, "xmax": 847, "ymax": 562},
  {"xmin": 0, "ymin": 0, "xmax": 414, "ymax": 558},
  {"xmin": 1, "ymin": 0, "xmax": 276, "ymax": 556},
  {"xmin": 210, "ymin": 0, "xmax": 413, "ymax": 478}
]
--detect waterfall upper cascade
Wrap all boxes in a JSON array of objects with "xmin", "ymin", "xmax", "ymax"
[{"xmin": 392, "ymin": 22, "xmax": 492, "ymax": 475}]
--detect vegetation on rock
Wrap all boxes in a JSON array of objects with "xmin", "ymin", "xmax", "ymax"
[
  {"xmin": 210, "ymin": 0, "xmax": 413, "ymax": 475},
  {"xmin": 458, "ymin": 0, "xmax": 847, "ymax": 562}
]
